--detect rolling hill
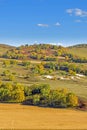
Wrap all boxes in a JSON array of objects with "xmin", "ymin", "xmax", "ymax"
[
  {"xmin": 68, "ymin": 44, "xmax": 87, "ymax": 58},
  {"xmin": 0, "ymin": 44, "xmax": 15, "ymax": 55},
  {"xmin": 0, "ymin": 43, "xmax": 87, "ymax": 62}
]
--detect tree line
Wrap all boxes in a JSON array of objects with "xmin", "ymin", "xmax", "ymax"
[
  {"xmin": 2, "ymin": 60, "xmax": 87, "ymax": 76},
  {"xmin": 2, "ymin": 44, "xmax": 87, "ymax": 63},
  {"xmin": 0, "ymin": 82, "xmax": 78, "ymax": 108}
]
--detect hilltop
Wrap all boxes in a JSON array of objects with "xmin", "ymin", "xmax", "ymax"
[
  {"xmin": 0, "ymin": 44, "xmax": 15, "ymax": 55},
  {"xmin": 0, "ymin": 43, "xmax": 86, "ymax": 64},
  {"xmin": 1, "ymin": 44, "xmax": 67, "ymax": 61},
  {"xmin": 68, "ymin": 44, "xmax": 87, "ymax": 48}
]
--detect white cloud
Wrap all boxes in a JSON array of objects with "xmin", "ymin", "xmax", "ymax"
[
  {"xmin": 37, "ymin": 24, "xmax": 49, "ymax": 27},
  {"xmin": 75, "ymin": 19, "xmax": 87, "ymax": 23},
  {"xmin": 75, "ymin": 8, "xmax": 87, "ymax": 17},
  {"xmin": 34, "ymin": 41, "xmax": 38, "ymax": 43},
  {"xmin": 48, "ymin": 42, "xmax": 63, "ymax": 46},
  {"xmin": 66, "ymin": 8, "xmax": 87, "ymax": 17},
  {"xmin": 66, "ymin": 9, "xmax": 73, "ymax": 14},
  {"xmin": 75, "ymin": 20, "xmax": 82, "ymax": 23},
  {"xmin": 55, "ymin": 22, "xmax": 61, "ymax": 26}
]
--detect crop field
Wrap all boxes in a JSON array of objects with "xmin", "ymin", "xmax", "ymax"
[{"xmin": 0, "ymin": 103, "xmax": 87, "ymax": 129}]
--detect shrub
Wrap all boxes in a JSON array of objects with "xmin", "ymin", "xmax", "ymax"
[
  {"xmin": 8, "ymin": 74, "xmax": 15, "ymax": 81},
  {"xmin": 2, "ymin": 70, "xmax": 10, "ymax": 76},
  {"xmin": 32, "ymin": 94, "xmax": 40, "ymax": 105},
  {"xmin": 3, "ymin": 60, "xmax": 10, "ymax": 67},
  {"xmin": 0, "ymin": 82, "xmax": 79, "ymax": 107},
  {"xmin": 66, "ymin": 93, "xmax": 78, "ymax": 107},
  {"xmin": 0, "ymin": 88, "xmax": 11, "ymax": 101},
  {"xmin": 11, "ymin": 89, "xmax": 25, "ymax": 102},
  {"xmin": 24, "ymin": 84, "xmax": 79, "ymax": 108},
  {"xmin": 0, "ymin": 83, "xmax": 25, "ymax": 103}
]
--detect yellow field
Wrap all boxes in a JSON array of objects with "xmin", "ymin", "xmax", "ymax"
[{"xmin": 0, "ymin": 104, "xmax": 87, "ymax": 129}]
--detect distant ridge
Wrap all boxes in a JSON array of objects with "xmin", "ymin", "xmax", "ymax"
[
  {"xmin": 67, "ymin": 43, "xmax": 87, "ymax": 58},
  {"xmin": 0, "ymin": 42, "xmax": 86, "ymax": 60},
  {"xmin": 0, "ymin": 43, "xmax": 87, "ymax": 48},
  {"xmin": 0, "ymin": 43, "xmax": 16, "ymax": 55},
  {"xmin": 0, "ymin": 43, "xmax": 15, "ymax": 48},
  {"xmin": 68, "ymin": 44, "xmax": 87, "ymax": 48}
]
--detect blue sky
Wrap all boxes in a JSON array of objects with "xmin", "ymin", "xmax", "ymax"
[{"xmin": 0, "ymin": 0, "xmax": 87, "ymax": 46}]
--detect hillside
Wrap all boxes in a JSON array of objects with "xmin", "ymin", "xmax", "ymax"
[
  {"xmin": 1, "ymin": 43, "xmax": 87, "ymax": 64},
  {"xmin": 0, "ymin": 43, "xmax": 87, "ymax": 60},
  {"xmin": 68, "ymin": 44, "xmax": 87, "ymax": 48},
  {"xmin": 2, "ymin": 44, "xmax": 67, "ymax": 61},
  {"xmin": 68, "ymin": 44, "xmax": 87, "ymax": 58},
  {"xmin": 0, "ymin": 43, "xmax": 87, "ymax": 110},
  {"xmin": 0, "ymin": 44, "xmax": 15, "ymax": 56}
]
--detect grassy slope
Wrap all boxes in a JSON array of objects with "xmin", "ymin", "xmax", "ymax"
[
  {"xmin": 68, "ymin": 44, "xmax": 87, "ymax": 58},
  {"xmin": 0, "ymin": 44, "xmax": 87, "ymax": 98},
  {"xmin": 0, "ymin": 103, "xmax": 87, "ymax": 129},
  {"xmin": 0, "ymin": 44, "xmax": 15, "ymax": 55},
  {"xmin": 39, "ymin": 78, "xmax": 87, "ymax": 100},
  {"xmin": 0, "ymin": 60, "xmax": 87, "ymax": 100},
  {"xmin": 1, "ymin": 43, "xmax": 87, "ymax": 59}
]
